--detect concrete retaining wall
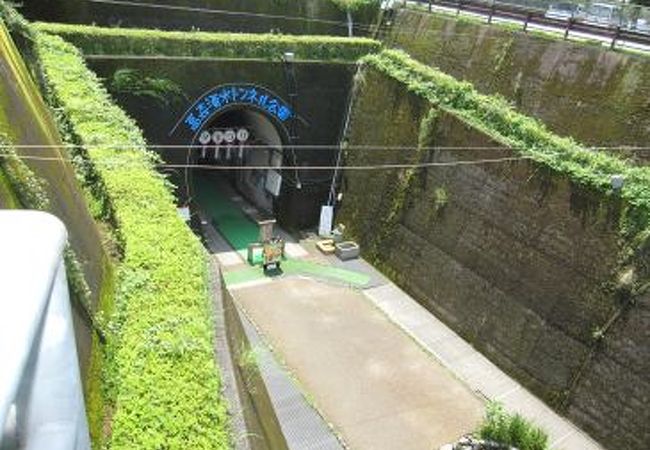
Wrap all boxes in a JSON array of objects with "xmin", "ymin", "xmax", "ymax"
[
  {"xmin": 88, "ymin": 57, "xmax": 356, "ymax": 229},
  {"xmin": 21, "ymin": 0, "xmax": 379, "ymax": 36},
  {"xmin": 0, "ymin": 24, "xmax": 112, "ymax": 376},
  {"xmin": 339, "ymin": 66, "xmax": 650, "ymax": 450},
  {"xmin": 386, "ymin": 9, "xmax": 650, "ymax": 160}
]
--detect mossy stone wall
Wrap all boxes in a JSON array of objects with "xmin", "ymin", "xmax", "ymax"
[
  {"xmin": 21, "ymin": 0, "xmax": 378, "ymax": 36},
  {"xmin": 387, "ymin": 9, "xmax": 650, "ymax": 158},
  {"xmin": 340, "ymin": 66, "xmax": 650, "ymax": 450},
  {"xmin": 0, "ymin": 24, "xmax": 112, "ymax": 375}
]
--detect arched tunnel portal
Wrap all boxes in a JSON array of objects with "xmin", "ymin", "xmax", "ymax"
[
  {"xmin": 171, "ymin": 84, "xmax": 334, "ymax": 231},
  {"xmin": 192, "ymin": 106, "xmax": 289, "ymax": 216}
]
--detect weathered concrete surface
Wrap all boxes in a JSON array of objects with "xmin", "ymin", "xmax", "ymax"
[
  {"xmin": 21, "ymin": 0, "xmax": 379, "ymax": 36},
  {"xmin": 232, "ymin": 277, "xmax": 484, "ymax": 450},
  {"xmin": 0, "ymin": 24, "xmax": 111, "ymax": 375},
  {"xmin": 387, "ymin": 9, "xmax": 650, "ymax": 161},
  {"xmin": 364, "ymin": 283, "xmax": 604, "ymax": 450},
  {"xmin": 340, "ymin": 66, "xmax": 649, "ymax": 450}
]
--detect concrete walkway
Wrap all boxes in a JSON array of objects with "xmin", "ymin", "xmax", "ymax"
[
  {"xmin": 202, "ymin": 181, "xmax": 604, "ymax": 450},
  {"xmin": 364, "ymin": 283, "xmax": 604, "ymax": 450},
  {"xmin": 231, "ymin": 277, "xmax": 484, "ymax": 450}
]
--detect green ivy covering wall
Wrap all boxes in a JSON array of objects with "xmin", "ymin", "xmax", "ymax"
[
  {"xmin": 33, "ymin": 31, "xmax": 231, "ymax": 450},
  {"xmin": 35, "ymin": 22, "xmax": 382, "ymax": 62},
  {"xmin": 360, "ymin": 50, "xmax": 650, "ymax": 250},
  {"xmin": 340, "ymin": 51, "xmax": 650, "ymax": 450}
]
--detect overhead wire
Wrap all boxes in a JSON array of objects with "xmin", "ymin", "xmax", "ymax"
[
  {"xmin": 2, "ymin": 144, "xmax": 650, "ymax": 151},
  {"xmin": 80, "ymin": 0, "xmax": 637, "ymax": 42},
  {"xmin": 86, "ymin": 0, "xmax": 366, "ymax": 28},
  {"xmin": 83, "ymin": 0, "xmax": 530, "ymax": 37},
  {"xmin": 2, "ymin": 152, "xmax": 534, "ymax": 170}
]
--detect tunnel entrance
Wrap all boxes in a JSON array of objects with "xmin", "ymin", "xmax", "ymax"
[
  {"xmin": 192, "ymin": 107, "xmax": 289, "ymax": 216},
  {"xmin": 167, "ymin": 82, "xmax": 337, "ymax": 233}
]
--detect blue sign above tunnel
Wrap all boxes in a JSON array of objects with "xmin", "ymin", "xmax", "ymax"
[{"xmin": 178, "ymin": 84, "xmax": 294, "ymax": 135}]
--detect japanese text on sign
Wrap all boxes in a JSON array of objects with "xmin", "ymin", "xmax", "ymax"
[{"xmin": 183, "ymin": 85, "xmax": 293, "ymax": 133}]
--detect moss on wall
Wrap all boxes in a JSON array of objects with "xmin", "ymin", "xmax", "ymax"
[
  {"xmin": 0, "ymin": 168, "xmax": 19, "ymax": 208},
  {"xmin": 36, "ymin": 22, "xmax": 382, "ymax": 62},
  {"xmin": 341, "ymin": 53, "xmax": 650, "ymax": 450},
  {"xmin": 387, "ymin": 9, "xmax": 650, "ymax": 157},
  {"xmin": 339, "ymin": 45, "xmax": 650, "ymax": 449},
  {"xmin": 0, "ymin": 15, "xmax": 113, "ymax": 383},
  {"xmin": 22, "ymin": 0, "xmax": 379, "ymax": 36},
  {"xmin": 361, "ymin": 50, "xmax": 650, "ymax": 247}
]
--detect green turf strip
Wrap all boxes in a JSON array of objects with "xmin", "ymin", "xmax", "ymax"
[
  {"xmin": 193, "ymin": 172, "xmax": 259, "ymax": 254},
  {"xmin": 223, "ymin": 259, "xmax": 370, "ymax": 288}
]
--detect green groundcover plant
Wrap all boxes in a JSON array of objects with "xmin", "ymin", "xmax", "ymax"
[
  {"xmin": 34, "ymin": 22, "xmax": 382, "ymax": 62},
  {"xmin": 33, "ymin": 30, "xmax": 231, "ymax": 450},
  {"xmin": 479, "ymin": 403, "xmax": 549, "ymax": 450},
  {"xmin": 362, "ymin": 49, "xmax": 650, "ymax": 246}
]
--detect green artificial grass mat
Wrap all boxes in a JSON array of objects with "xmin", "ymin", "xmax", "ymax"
[
  {"xmin": 223, "ymin": 259, "xmax": 371, "ymax": 288},
  {"xmin": 193, "ymin": 172, "xmax": 259, "ymax": 254}
]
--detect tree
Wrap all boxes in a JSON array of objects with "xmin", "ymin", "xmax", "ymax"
[{"xmin": 331, "ymin": 0, "xmax": 380, "ymax": 37}]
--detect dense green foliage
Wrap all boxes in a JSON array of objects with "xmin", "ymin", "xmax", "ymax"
[
  {"xmin": 34, "ymin": 22, "xmax": 382, "ymax": 61},
  {"xmin": 331, "ymin": 0, "xmax": 380, "ymax": 12},
  {"xmin": 33, "ymin": 32, "xmax": 230, "ymax": 450},
  {"xmin": 479, "ymin": 403, "xmax": 549, "ymax": 450},
  {"xmin": 110, "ymin": 68, "xmax": 188, "ymax": 108},
  {"xmin": 362, "ymin": 49, "xmax": 650, "ymax": 244}
]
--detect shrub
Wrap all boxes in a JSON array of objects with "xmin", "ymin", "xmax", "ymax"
[
  {"xmin": 479, "ymin": 403, "xmax": 549, "ymax": 450},
  {"xmin": 34, "ymin": 22, "xmax": 382, "ymax": 62},
  {"xmin": 33, "ymin": 31, "xmax": 230, "ymax": 450}
]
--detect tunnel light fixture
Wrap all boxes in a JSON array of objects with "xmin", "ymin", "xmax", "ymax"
[
  {"xmin": 283, "ymin": 52, "xmax": 295, "ymax": 63},
  {"xmin": 213, "ymin": 130, "xmax": 225, "ymax": 144}
]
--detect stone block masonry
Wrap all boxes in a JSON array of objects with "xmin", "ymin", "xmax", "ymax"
[
  {"xmin": 340, "ymin": 67, "xmax": 650, "ymax": 450},
  {"xmin": 387, "ymin": 9, "xmax": 650, "ymax": 161}
]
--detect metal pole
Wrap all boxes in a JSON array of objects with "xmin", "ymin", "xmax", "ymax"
[
  {"xmin": 564, "ymin": 18, "xmax": 573, "ymax": 40},
  {"xmin": 523, "ymin": 12, "xmax": 531, "ymax": 32},
  {"xmin": 611, "ymin": 26, "xmax": 621, "ymax": 50}
]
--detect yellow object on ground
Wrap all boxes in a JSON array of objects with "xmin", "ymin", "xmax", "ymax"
[{"xmin": 316, "ymin": 239, "xmax": 336, "ymax": 255}]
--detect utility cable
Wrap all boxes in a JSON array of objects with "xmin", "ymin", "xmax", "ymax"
[
  {"xmin": 3, "ymin": 144, "xmax": 650, "ymax": 151},
  {"xmin": 1, "ymin": 153, "xmax": 543, "ymax": 170},
  {"xmin": 86, "ymin": 0, "xmax": 361, "ymax": 28}
]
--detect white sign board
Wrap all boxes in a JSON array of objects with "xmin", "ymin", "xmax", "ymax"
[
  {"xmin": 177, "ymin": 207, "xmax": 191, "ymax": 223},
  {"xmin": 199, "ymin": 131, "xmax": 211, "ymax": 145},
  {"xmin": 318, "ymin": 205, "xmax": 334, "ymax": 237},
  {"xmin": 237, "ymin": 128, "xmax": 250, "ymax": 142},
  {"xmin": 265, "ymin": 170, "xmax": 282, "ymax": 197}
]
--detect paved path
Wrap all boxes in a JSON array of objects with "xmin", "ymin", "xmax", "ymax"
[
  {"xmin": 364, "ymin": 283, "xmax": 604, "ymax": 450},
  {"xmin": 202, "ymin": 181, "xmax": 604, "ymax": 450},
  {"xmin": 232, "ymin": 277, "xmax": 484, "ymax": 450}
]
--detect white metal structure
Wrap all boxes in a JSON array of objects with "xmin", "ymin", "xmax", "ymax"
[{"xmin": 0, "ymin": 211, "xmax": 90, "ymax": 450}]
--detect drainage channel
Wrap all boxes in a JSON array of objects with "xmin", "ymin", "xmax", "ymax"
[{"xmin": 201, "ymin": 216, "xmax": 345, "ymax": 450}]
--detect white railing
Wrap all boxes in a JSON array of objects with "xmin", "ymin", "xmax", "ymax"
[{"xmin": 0, "ymin": 211, "xmax": 90, "ymax": 450}]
